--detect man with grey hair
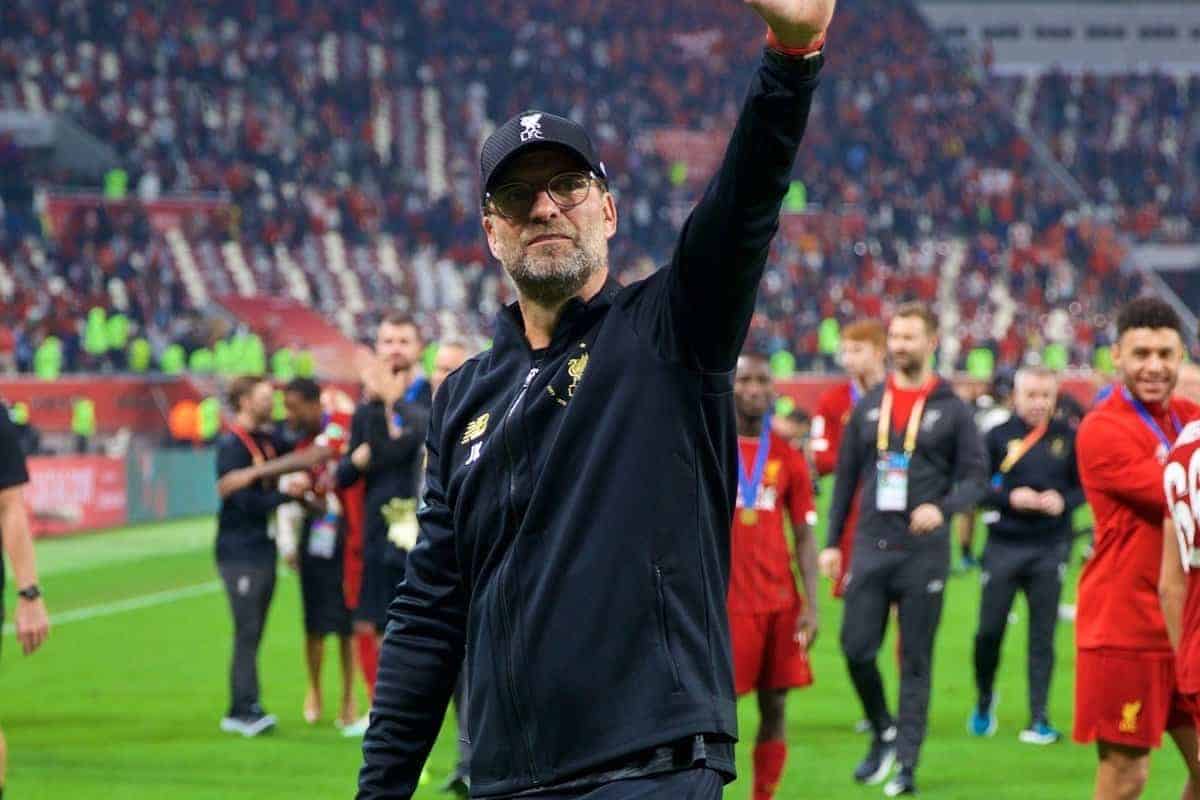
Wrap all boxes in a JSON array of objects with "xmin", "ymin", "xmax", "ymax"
[
  {"xmin": 357, "ymin": 2, "xmax": 836, "ymax": 797},
  {"xmin": 970, "ymin": 366, "xmax": 1083, "ymax": 745}
]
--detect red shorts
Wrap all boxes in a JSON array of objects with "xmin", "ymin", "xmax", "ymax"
[
  {"xmin": 1074, "ymin": 648, "xmax": 1194, "ymax": 749},
  {"xmin": 729, "ymin": 601, "xmax": 814, "ymax": 697}
]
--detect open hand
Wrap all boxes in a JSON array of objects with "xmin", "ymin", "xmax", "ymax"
[
  {"xmin": 909, "ymin": 503, "xmax": 945, "ymax": 535},
  {"xmin": 1009, "ymin": 486, "xmax": 1041, "ymax": 512},
  {"xmin": 745, "ymin": 0, "xmax": 836, "ymax": 49},
  {"xmin": 16, "ymin": 596, "xmax": 49, "ymax": 656},
  {"xmin": 818, "ymin": 547, "xmax": 842, "ymax": 582},
  {"xmin": 795, "ymin": 606, "xmax": 819, "ymax": 651},
  {"xmin": 1039, "ymin": 490, "xmax": 1066, "ymax": 517}
]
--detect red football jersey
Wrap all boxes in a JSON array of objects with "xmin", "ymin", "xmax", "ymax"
[
  {"xmin": 811, "ymin": 381, "xmax": 855, "ymax": 477},
  {"xmin": 728, "ymin": 431, "xmax": 816, "ymax": 614},
  {"xmin": 1165, "ymin": 421, "xmax": 1200, "ymax": 693},
  {"xmin": 1077, "ymin": 390, "xmax": 1200, "ymax": 651}
]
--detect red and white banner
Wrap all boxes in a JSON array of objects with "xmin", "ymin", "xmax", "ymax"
[{"xmin": 25, "ymin": 456, "xmax": 128, "ymax": 537}]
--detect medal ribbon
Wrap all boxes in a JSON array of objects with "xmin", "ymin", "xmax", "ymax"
[
  {"xmin": 1121, "ymin": 386, "xmax": 1182, "ymax": 451},
  {"xmin": 738, "ymin": 418, "xmax": 772, "ymax": 512},
  {"xmin": 228, "ymin": 424, "xmax": 277, "ymax": 490}
]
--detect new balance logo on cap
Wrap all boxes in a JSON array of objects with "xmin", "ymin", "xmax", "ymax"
[{"xmin": 520, "ymin": 113, "xmax": 544, "ymax": 142}]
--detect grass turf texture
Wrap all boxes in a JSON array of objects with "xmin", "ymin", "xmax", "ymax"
[{"xmin": 1, "ymin": 511, "xmax": 1192, "ymax": 799}]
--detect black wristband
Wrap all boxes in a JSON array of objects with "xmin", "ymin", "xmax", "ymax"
[{"xmin": 17, "ymin": 584, "xmax": 41, "ymax": 601}]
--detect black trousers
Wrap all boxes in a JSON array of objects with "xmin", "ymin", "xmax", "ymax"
[
  {"xmin": 218, "ymin": 561, "xmax": 277, "ymax": 715},
  {"xmin": 840, "ymin": 541, "xmax": 949, "ymax": 769},
  {"xmin": 972, "ymin": 535, "xmax": 1069, "ymax": 723},
  {"xmin": 501, "ymin": 768, "xmax": 723, "ymax": 799}
]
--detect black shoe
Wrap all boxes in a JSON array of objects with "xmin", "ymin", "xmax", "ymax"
[
  {"xmin": 853, "ymin": 725, "xmax": 897, "ymax": 785},
  {"xmin": 438, "ymin": 768, "xmax": 470, "ymax": 797},
  {"xmin": 883, "ymin": 766, "xmax": 917, "ymax": 796}
]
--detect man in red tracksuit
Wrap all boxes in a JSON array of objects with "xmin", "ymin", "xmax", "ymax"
[
  {"xmin": 1075, "ymin": 297, "xmax": 1200, "ymax": 799},
  {"xmin": 729, "ymin": 353, "xmax": 820, "ymax": 800},
  {"xmin": 1160, "ymin": 419, "xmax": 1200, "ymax": 784},
  {"xmin": 811, "ymin": 319, "xmax": 885, "ymax": 598}
]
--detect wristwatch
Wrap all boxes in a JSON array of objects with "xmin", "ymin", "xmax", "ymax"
[{"xmin": 17, "ymin": 584, "xmax": 41, "ymax": 601}]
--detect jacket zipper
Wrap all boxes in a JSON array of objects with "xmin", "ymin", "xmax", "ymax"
[
  {"xmin": 498, "ymin": 364, "xmax": 540, "ymax": 783},
  {"xmin": 654, "ymin": 565, "xmax": 683, "ymax": 690}
]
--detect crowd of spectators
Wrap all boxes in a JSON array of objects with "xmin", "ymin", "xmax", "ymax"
[
  {"xmin": 1025, "ymin": 70, "xmax": 1199, "ymax": 244},
  {"xmin": 0, "ymin": 0, "xmax": 1182, "ymax": 375}
]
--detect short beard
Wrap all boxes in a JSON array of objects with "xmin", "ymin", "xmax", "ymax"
[{"xmin": 501, "ymin": 229, "xmax": 606, "ymax": 308}]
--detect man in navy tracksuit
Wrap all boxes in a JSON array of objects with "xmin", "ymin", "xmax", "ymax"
[{"xmin": 356, "ymin": 3, "xmax": 835, "ymax": 798}]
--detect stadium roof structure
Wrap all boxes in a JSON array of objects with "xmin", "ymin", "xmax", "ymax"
[{"xmin": 0, "ymin": 111, "xmax": 119, "ymax": 181}]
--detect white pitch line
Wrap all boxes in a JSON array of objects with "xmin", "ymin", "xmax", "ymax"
[{"xmin": 3, "ymin": 581, "xmax": 222, "ymax": 634}]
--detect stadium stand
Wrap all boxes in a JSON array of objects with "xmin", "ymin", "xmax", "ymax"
[{"xmin": 0, "ymin": 0, "xmax": 1190, "ymax": 375}]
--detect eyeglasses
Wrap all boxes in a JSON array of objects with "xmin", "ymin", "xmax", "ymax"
[{"xmin": 485, "ymin": 171, "xmax": 601, "ymax": 220}]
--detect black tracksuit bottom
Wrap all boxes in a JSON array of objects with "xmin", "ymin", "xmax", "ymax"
[
  {"xmin": 840, "ymin": 538, "xmax": 949, "ymax": 769},
  {"xmin": 972, "ymin": 535, "xmax": 1069, "ymax": 723},
  {"xmin": 218, "ymin": 561, "xmax": 277, "ymax": 715}
]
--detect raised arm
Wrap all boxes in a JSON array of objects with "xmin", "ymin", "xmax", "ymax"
[
  {"xmin": 357, "ymin": 391, "xmax": 467, "ymax": 799},
  {"xmin": 659, "ymin": 1, "xmax": 832, "ymax": 371}
]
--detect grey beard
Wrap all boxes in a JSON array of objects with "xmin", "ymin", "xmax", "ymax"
[{"xmin": 506, "ymin": 245, "xmax": 600, "ymax": 307}]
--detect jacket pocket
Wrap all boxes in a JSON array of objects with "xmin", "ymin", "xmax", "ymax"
[{"xmin": 654, "ymin": 565, "xmax": 683, "ymax": 691}]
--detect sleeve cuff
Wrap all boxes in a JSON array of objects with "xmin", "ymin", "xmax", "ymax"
[{"xmin": 766, "ymin": 29, "xmax": 826, "ymax": 58}]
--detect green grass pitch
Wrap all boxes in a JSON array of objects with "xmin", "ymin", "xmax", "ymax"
[{"xmin": 2, "ymin": 509, "xmax": 1193, "ymax": 799}]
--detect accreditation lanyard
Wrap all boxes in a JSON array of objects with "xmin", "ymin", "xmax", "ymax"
[
  {"xmin": 876, "ymin": 387, "xmax": 929, "ymax": 457},
  {"xmin": 1122, "ymin": 387, "xmax": 1182, "ymax": 462},
  {"xmin": 229, "ymin": 425, "xmax": 277, "ymax": 488},
  {"xmin": 992, "ymin": 422, "xmax": 1048, "ymax": 489},
  {"xmin": 850, "ymin": 380, "xmax": 862, "ymax": 408},
  {"xmin": 737, "ymin": 418, "xmax": 772, "ymax": 526},
  {"xmin": 875, "ymin": 381, "xmax": 932, "ymax": 513}
]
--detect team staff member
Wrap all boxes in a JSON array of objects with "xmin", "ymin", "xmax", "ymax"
[
  {"xmin": 337, "ymin": 314, "xmax": 433, "ymax": 739},
  {"xmin": 1160, "ymin": 420, "xmax": 1200, "ymax": 772},
  {"xmin": 357, "ymin": 2, "xmax": 834, "ymax": 797},
  {"xmin": 337, "ymin": 314, "xmax": 432, "ymax": 651},
  {"xmin": 1075, "ymin": 298, "xmax": 1200, "ymax": 799},
  {"xmin": 811, "ymin": 319, "xmax": 886, "ymax": 598},
  {"xmin": 215, "ymin": 376, "xmax": 306, "ymax": 737},
  {"xmin": 820, "ymin": 303, "xmax": 987, "ymax": 797},
  {"xmin": 281, "ymin": 378, "xmax": 358, "ymax": 729},
  {"xmin": 730, "ymin": 353, "xmax": 819, "ymax": 800},
  {"xmin": 0, "ymin": 399, "xmax": 50, "ymax": 800},
  {"xmin": 970, "ymin": 367, "xmax": 1082, "ymax": 744}
]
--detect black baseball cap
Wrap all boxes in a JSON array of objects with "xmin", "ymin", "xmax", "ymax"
[{"xmin": 480, "ymin": 110, "xmax": 608, "ymax": 202}]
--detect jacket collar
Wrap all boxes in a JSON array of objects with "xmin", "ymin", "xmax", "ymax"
[{"xmin": 494, "ymin": 276, "xmax": 621, "ymax": 357}]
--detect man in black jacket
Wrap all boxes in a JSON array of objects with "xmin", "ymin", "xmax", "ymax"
[
  {"xmin": 969, "ymin": 366, "xmax": 1082, "ymax": 745},
  {"xmin": 215, "ymin": 376, "xmax": 306, "ymax": 737},
  {"xmin": 337, "ymin": 314, "xmax": 432, "ymax": 654},
  {"xmin": 357, "ymin": 2, "xmax": 835, "ymax": 798},
  {"xmin": 820, "ymin": 303, "xmax": 988, "ymax": 796}
]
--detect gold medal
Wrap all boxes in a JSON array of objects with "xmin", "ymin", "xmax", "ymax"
[{"xmin": 740, "ymin": 508, "xmax": 758, "ymax": 525}]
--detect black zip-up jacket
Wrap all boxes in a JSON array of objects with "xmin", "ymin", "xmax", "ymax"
[
  {"xmin": 826, "ymin": 379, "xmax": 988, "ymax": 553},
  {"xmin": 981, "ymin": 415, "xmax": 1084, "ymax": 542},
  {"xmin": 357, "ymin": 50, "xmax": 823, "ymax": 800},
  {"xmin": 214, "ymin": 428, "xmax": 293, "ymax": 566},
  {"xmin": 336, "ymin": 385, "xmax": 432, "ymax": 568}
]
